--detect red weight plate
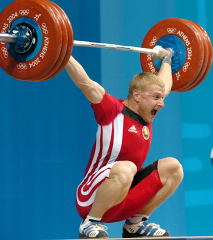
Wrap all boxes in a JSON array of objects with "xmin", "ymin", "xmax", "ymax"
[
  {"xmin": 180, "ymin": 30, "xmax": 212, "ymax": 91},
  {"xmin": 25, "ymin": 0, "xmax": 73, "ymax": 80},
  {"xmin": 141, "ymin": 18, "xmax": 205, "ymax": 91},
  {"xmin": 54, "ymin": 4, "xmax": 73, "ymax": 74},
  {"xmin": 44, "ymin": 0, "xmax": 73, "ymax": 79},
  {"xmin": 32, "ymin": 0, "xmax": 68, "ymax": 81},
  {"xmin": 198, "ymin": 27, "xmax": 213, "ymax": 81},
  {"xmin": 176, "ymin": 20, "xmax": 207, "ymax": 91},
  {"xmin": 0, "ymin": 0, "xmax": 62, "ymax": 81},
  {"xmin": 45, "ymin": 1, "xmax": 69, "ymax": 79},
  {"xmin": 181, "ymin": 20, "xmax": 212, "ymax": 91},
  {"xmin": 29, "ymin": 0, "xmax": 64, "ymax": 81},
  {"xmin": 177, "ymin": 20, "xmax": 208, "ymax": 91}
]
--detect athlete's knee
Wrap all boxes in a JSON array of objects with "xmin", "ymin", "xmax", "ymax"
[
  {"xmin": 158, "ymin": 157, "xmax": 184, "ymax": 184},
  {"xmin": 109, "ymin": 161, "xmax": 137, "ymax": 187}
]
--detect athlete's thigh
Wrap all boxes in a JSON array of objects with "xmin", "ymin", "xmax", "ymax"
[
  {"xmin": 131, "ymin": 161, "xmax": 159, "ymax": 188},
  {"xmin": 76, "ymin": 162, "xmax": 116, "ymax": 219},
  {"xmin": 102, "ymin": 161, "xmax": 162, "ymax": 222}
]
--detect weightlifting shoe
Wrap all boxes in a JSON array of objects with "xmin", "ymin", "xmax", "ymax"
[
  {"xmin": 122, "ymin": 219, "xmax": 169, "ymax": 238},
  {"xmin": 79, "ymin": 220, "xmax": 108, "ymax": 239}
]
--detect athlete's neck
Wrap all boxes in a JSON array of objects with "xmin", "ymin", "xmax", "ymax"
[{"xmin": 123, "ymin": 99, "xmax": 140, "ymax": 116}]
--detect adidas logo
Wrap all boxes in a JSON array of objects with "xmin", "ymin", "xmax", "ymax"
[{"xmin": 128, "ymin": 125, "xmax": 137, "ymax": 133}]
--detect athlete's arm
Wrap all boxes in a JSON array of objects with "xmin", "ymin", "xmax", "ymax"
[
  {"xmin": 156, "ymin": 49, "xmax": 173, "ymax": 96},
  {"xmin": 157, "ymin": 61, "xmax": 173, "ymax": 96},
  {"xmin": 65, "ymin": 56, "xmax": 105, "ymax": 104}
]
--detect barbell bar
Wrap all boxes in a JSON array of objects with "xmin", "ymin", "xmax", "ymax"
[
  {"xmin": 0, "ymin": 33, "xmax": 18, "ymax": 43},
  {"xmin": 0, "ymin": 33, "xmax": 169, "ymax": 57},
  {"xmin": 73, "ymin": 40, "xmax": 168, "ymax": 57},
  {"xmin": 0, "ymin": 0, "xmax": 212, "ymax": 91}
]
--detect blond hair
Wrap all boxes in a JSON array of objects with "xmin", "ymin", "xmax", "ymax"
[{"xmin": 128, "ymin": 72, "xmax": 165, "ymax": 97}]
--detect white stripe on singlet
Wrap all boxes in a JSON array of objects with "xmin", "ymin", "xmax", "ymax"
[
  {"xmin": 108, "ymin": 113, "xmax": 124, "ymax": 164},
  {"xmin": 76, "ymin": 165, "xmax": 113, "ymax": 207},
  {"xmin": 86, "ymin": 113, "xmax": 124, "ymax": 180},
  {"xmin": 95, "ymin": 123, "xmax": 113, "ymax": 171},
  {"xmin": 76, "ymin": 113, "xmax": 124, "ymax": 207},
  {"xmin": 80, "ymin": 123, "xmax": 113, "ymax": 195},
  {"xmin": 84, "ymin": 125, "xmax": 102, "ymax": 180},
  {"xmin": 80, "ymin": 163, "xmax": 116, "ymax": 196}
]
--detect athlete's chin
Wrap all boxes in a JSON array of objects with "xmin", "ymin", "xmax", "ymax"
[
  {"xmin": 146, "ymin": 115, "xmax": 156, "ymax": 123},
  {"xmin": 140, "ymin": 113, "xmax": 155, "ymax": 124},
  {"xmin": 147, "ymin": 119, "xmax": 154, "ymax": 124},
  {"xmin": 143, "ymin": 117, "xmax": 153, "ymax": 124}
]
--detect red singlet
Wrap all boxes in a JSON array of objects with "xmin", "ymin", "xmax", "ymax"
[{"xmin": 76, "ymin": 91, "xmax": 161, "ymax": 221}]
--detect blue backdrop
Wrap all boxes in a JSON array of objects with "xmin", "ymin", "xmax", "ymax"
[{"xmin": 0, "ymin": 0, "xmax": 212, "ymax": 239}]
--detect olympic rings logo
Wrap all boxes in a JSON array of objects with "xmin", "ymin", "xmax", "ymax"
[
  {"xmin": 167, "ymin": 28, "xmax": 176, "ymax": 34},
  {"xmin": 182, "ymin": 62, "xmax": 190, "ymax": 72},
  {"xmin": 1, "ymin": 47, "xmax": 8, "ymax": 58},
  {"xmin": 17, "ymin": 63, "xmax": 27, "ymax": 70},
  {"xmin": 41, "ymin": 23, "xmax": 48, "ymax": 35},
  {"xmin": 19, "ymin": 9, "xmax": 30, "ymax": 16},
  {"xmin": 149, "ymin": 36, "xmax": 157, "ymax": 47}
]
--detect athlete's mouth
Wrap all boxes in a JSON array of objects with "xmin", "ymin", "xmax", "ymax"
[{"xmin": 151, "ymin": 109, "xmax": 158, "ymax": 116}]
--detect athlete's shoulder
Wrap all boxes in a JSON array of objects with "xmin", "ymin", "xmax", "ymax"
[{"xmin": 91, "ymin": 91, "xmax": 124, "ymax": 125}]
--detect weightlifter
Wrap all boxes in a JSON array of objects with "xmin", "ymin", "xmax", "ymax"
[{"xmin": 65, "ymin": 49, "xmax": 184, "ymax": 238}]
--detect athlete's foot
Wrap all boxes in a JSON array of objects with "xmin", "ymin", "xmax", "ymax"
[
  {"xmin": 79, "ymin": 220, "xmax": 109, "ymax": 239},
  {"xmin": 122, "ymin": 219, "xmax": 169, "ymax": 238}
]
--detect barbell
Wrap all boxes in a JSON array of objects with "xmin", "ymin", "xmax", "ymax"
[{"xmin": 0, "ymin": 0, "xmax": 212, "ymax": 92}]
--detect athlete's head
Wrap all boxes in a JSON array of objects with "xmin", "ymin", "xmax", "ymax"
[{"xmin": 127, "ymin": 72, "xmax": 165, "ymax": 123}]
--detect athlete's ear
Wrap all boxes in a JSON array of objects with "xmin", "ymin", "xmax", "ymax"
[{"xmin": 132, "ymin": 89, "xmax": 141, "ymax": 103}]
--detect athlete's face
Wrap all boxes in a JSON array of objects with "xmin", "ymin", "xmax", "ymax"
[{"xmin": 136, "ymin": 84, "xmax": 165, "ymax": 123}]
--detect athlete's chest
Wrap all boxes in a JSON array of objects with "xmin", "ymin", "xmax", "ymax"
[
  {"xmin": 122, "ymin": 116, "xmax": 152, "ymax": 148},
  {"xmin": 113, "ymin": 115, "xmax": 152, "ymax": 167}
]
